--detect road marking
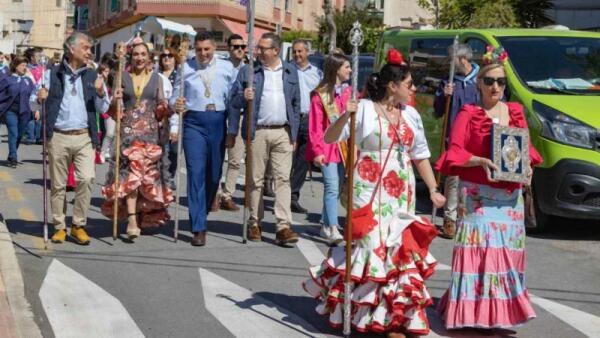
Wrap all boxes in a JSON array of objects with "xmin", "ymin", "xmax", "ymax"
[
  {"xmin": 39, "ymin": 259, "xmax": 144, "ymax": 338},
  {"xmin": 437, "ymin": 263, "xmax": 451, "ymax": 271},
  {"xmin": 529, "ymin": 294, "xmax": 600, "ymax": 338},
  {"xmin": 297, "ymin": 238, "xmax": 325, "ymax": 266},
  {"xmin": 6, "ymin": 188, "xmax": 24, "ymax": 202},
  {"xmin": 0, "ymin": 171, "xmax": 11, "ymax": 182},
  {"xmin": 199, "ymin": 268, "xmax": 321, "ymax": 338}
]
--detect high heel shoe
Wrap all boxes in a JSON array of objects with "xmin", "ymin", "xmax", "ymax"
[{"xmin": 126, "ymin": 213, "xmax": 141, "ymax": 240}]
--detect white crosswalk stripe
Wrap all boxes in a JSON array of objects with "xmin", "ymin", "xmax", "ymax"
[
  {"xmin": 39, "ymin": 259, "xmax": 145, "ymax": 338},
  {"xmin": 199, "ymin": 268, "xmax": 321, "ymax": 338},
  {"xmin": 529, "ymin": 294, "xmax": 600, "ymax": 338}
]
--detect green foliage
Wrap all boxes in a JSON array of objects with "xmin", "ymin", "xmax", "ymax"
[
  {"xmin": 416, "ymin": 0, "xmax": 554, "ymax": 29},
  {"xmin": 281, "ymin": 30, "xmax": 318, "ymax": 44},
  {"xmin": 468, "ymin": 0, "xmax": 518, "ymax": 28},
  {"xmin": 316, "ymin": 6, "xmax": 384, "ymax": 54}
]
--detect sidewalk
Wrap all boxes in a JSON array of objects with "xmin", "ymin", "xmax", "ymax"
[{"xmin": 0, "ymin": 215, "xmax": 42, "ymax": 338}]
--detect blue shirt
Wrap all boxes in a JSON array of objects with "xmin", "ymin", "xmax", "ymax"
[
  {"xmin": 31, "ymin": 61, "xmax": 110, "ymax": 131},
  {"xmin": 170, "ymin": 56, "xmax": 236, "ymax": 112},
  {"xmin": 294, "ymin": 62, "xmax": 322, "ymax": 115}
]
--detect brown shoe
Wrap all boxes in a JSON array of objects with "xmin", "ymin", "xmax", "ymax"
[
  {"xmin": 248, "ymin": 224, "xmax": 262, "ymax": 242},
  {"xmin": 191, "ymin": 232, "xmax": 206, "ymax": 246},
  {"xmin": 276, "ymin": 228, "xmax": 299, "ymax": 246},
  {"xmin": 440, "ymin": 218, "xmax": 456, "ymax": 239},
  {"xmin": 221, "ymin": 197, "xmax": 240, "ymax": 211},
  {"xmin": 210, "ymin": 194, "xmax": 220, "ymax": 212}
]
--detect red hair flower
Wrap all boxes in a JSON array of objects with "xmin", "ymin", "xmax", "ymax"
[{"xmin": 386, "ymin": 48, "xmax": 405, "ymax": 66}]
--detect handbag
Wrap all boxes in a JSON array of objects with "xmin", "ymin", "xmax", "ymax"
[{"xmin": 346, "ymin": 133, "xmax": 395, "ymax": 240}]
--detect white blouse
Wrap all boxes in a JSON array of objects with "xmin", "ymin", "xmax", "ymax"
[{"xmin": 335, "ymin": 99, "xmax": 431, "ymax": 160}]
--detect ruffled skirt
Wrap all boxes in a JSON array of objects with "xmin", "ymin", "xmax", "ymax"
[
  {"xmin": 101, "ymin": 140, "xmax": 174, "ymax": 227},
  {"xmin": 303, "ymin": 214, "xmax": 438, "ymax": 335},
  {"xmin": 437, "ymin": 181, "xmax": 536, "ymax": 329}
]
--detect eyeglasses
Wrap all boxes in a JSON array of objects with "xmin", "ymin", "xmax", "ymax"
[
  {"xmin": 230, "ymin": 44, "xmax": 247, "ymax": 50},
  {"xmin": 482, "ymin": 77, "xmax": 507, "ymax": 86},
  {"xmin": 256, "ymin": 46, "xmax": 275, "ymax": 52},
  {"xmin": 161, "ymin": 54, "xmax": 174, "ymax": 59}
]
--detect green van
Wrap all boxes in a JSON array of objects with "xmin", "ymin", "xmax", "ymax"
[{"xmin": 375, "ymin": 28, "xmax": 600, "ymax": 231}]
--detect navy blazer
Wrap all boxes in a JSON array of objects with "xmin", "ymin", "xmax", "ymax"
[
  {"xmin": 227, "ymin": 61, "xmax": 301, "ymax": 143},
  {"xmin": 0, "ymin": 74, "xmax": 35, "ymax": 119}
]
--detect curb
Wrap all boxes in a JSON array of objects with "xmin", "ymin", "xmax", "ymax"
[{"xmin": 0, "ymin": 218, "xmax": 43, "ymax": 338}]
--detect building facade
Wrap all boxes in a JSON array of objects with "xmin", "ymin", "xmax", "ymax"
[
  {"xmin": 0, "ymin": 0, "xmax": 74, "ymax": 55},
  {"xmin": 549, "ymin": 0, "xmax": 600, "ymax": 30},
  {"xmin": 83, "ymin": 0, "xmax": 344, "ymax": 56}
]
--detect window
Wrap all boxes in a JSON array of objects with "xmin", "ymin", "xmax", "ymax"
[
  {"xmin": 284, "ymin": 0, "xmax": 290, "ymax": 11},
  {"xmin": 56, "ymin": 0, "xmax": 62, "ymax": 7},
  {"xmin": 409, "ymin": 38, "xmax": 454, "ymax": 95},
  {"xmin": 12, "ymin": 0, "xmax": 22, "ymax": 2},
  {"xmin": 465, "ymin": 38, "xmax": 487, "ymax": 65}
]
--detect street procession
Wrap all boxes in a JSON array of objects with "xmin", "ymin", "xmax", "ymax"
[{"xmin": 0, "ymin": 0, "xmax": 599, "ymax": 337}]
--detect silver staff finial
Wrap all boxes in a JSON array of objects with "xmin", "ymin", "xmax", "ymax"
[
  {"xmin": 349, "ymin": 21, "xmax": 364, "ymax": 48},
  {"xmin": 39, "ymin": 54, "xmax": 47, "ymax": 67}
]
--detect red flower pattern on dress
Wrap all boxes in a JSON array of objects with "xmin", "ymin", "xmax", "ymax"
[
  {"xmin": 383, "ymin": 171, "xmax": 405, "ymax": 198},
  {"xmin": 357, "ymin": 155, "xmax": 381, "ymax": 183}
]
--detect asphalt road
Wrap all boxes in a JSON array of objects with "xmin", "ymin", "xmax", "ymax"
[{"xmin": 1, "ymin": 133, "xmax": 599, "ymax": 338}]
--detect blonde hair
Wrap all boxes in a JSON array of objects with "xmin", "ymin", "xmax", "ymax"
[{"xmin": 477, "ymin": 63, "xmax": 505, "ymax": 80}]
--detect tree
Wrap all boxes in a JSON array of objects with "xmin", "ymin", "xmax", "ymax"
[
  {"xmin": 316, "ymin": 6, "xmax": 383, "ymax": 54},
  {"xmin": 416, "ymin": 0, "xmax": 554, "ymax": 29},
  {"xmin": 281, "ymin": 30, "xmax": 318, "ymax": 43}
]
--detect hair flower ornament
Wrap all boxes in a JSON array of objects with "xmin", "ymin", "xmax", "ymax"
[
  {"xmin": 386, "ymin": 48, "xmax": 406, "ymax": 66},
  {"xmin": 483, "ymin": 46, "xmax": 508, "ymax": 65}
]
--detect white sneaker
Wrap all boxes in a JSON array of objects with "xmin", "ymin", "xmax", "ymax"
[
  {"xmin": 329, "ymin": 226, "xmax": 344, "ymax": 246},
  {"xmin": 319, "ymin": 226, "xmax": 332, "ymax": 241}
]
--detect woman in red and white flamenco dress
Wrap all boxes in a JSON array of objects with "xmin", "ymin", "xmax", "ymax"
[{"xmin": 303, "ymin": 50, "xmax": 446, "ymax": 337}]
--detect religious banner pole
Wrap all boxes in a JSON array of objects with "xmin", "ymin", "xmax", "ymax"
[
  {"xmin": 39, "ymin": 55, "xmax": 48, "ymax": 248},
  {"xmin": 344, "ymin": 21, "xmax": 363, "ymax": 338},
  {"xmin": 242, "ymin": 0, "xmax": 256, "ymax": 244},
  {"xmin": 432, "ymin": 34, "xmax": 459, "ymax": 225}
]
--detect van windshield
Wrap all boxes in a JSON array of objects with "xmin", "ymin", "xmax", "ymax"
[{"xmin": 497, "ymin": 36, "xmax": 600, "ymax": 95}]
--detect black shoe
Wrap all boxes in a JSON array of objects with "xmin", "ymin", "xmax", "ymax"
[
  {"xmin": 291, "ymin": 200, "xmax": 307, "ymax": 213},
  {"xmin": 8, "ymin": 159, "xmax": 17, "ymax": 168}
]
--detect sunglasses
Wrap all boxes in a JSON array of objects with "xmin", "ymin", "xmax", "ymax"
[
  {"xmin": 161, "ymin": 54, "xmax": 174, "ymax": 58},
  {"xmin": 482, "ymin": 77, "xmax": 507, "ymax": 86},
  {"xmin": 231, "ymin": 44, "xmax": 246, "ymax": 50}
]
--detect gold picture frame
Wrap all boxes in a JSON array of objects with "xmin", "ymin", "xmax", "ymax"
[{"xmin": 491, "ymin": 124, "xmax": 530, "ymax": 184}]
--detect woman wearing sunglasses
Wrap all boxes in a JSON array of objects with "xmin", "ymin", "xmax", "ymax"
[
  {"xmin": 436, "ymin": 48, "xmax": 543, "ymax": 332},
  {"xmin": 158, "ymin": 47, "xmax": 179, "ymax": 87}
]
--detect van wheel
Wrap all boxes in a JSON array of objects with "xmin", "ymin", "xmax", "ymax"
[{"xmin": 524, "ymin": 186, "xmax": 550, "ymax": 234}]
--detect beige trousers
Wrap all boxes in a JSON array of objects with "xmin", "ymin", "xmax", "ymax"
[
  {"xmin": 48, "ymin": 132, "xmax": 95, "ymax": 230},
  {"xmin": 221, "ymin": 129, "xmax": 244, "ymax": 201},
  {"xmin": 443, "ymin": 175, "xmax": 459, "ymax": 222},
  {"xmin": 249, "ymin": 127, "xmax": 293, "ymax": 231}
]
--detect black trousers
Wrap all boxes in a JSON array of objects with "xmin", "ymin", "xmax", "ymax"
[{"xmin": 291, "ymin": 114, "xmax": 309, "ymax": 202}]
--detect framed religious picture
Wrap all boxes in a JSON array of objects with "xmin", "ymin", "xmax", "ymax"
[{"xmin": 491, "ymin": 124, "xmax": 530, "ymax": 184}]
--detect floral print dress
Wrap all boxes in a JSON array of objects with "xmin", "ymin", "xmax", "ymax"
[{"xmin": 303, "ymin": 100, "xmax": 439, "ymax": 335}]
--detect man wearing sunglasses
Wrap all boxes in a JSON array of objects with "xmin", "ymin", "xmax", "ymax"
[
  {"xmin": 433, "ymin": 44, "xmax": 480, "ymax": 239},
  {"xmin": 219, "ymin": 34, "xmax": 248, "ymax": 211}
]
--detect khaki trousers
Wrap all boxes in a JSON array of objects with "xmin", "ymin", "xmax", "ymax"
[
  {"xmin": 221, "ymin": 129, "xmax": 244, "ymax": 201},
  {"xmin": 249, "ymin": 127, "xmax": 293, "ymax": 231},
  {"xmin": 48, "ymin": 132, "xmax": 95, "ymax": 230},
  {"xmin": 443, "ymin": 175, "xmax": 459, "ymax": 222}
]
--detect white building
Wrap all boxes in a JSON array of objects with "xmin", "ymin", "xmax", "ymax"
[{"xmin": 549, "ymin": 0, "xmax": 600, "ymax": 30}]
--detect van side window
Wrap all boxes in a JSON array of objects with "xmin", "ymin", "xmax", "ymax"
[
  {"xmin": 409, "ymin": 38, "xmax": 453, "ymax": 95},
  {"xmin": 466, "ymin": 38, "xmax": 487, "ymax": 65}
]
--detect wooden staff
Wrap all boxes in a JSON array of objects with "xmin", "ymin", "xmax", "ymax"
[
  {"xmin": 432, "ymin": 34, "xmax": 459, "ymax": 225},
  {"xmin": 39, "ymin": 55, "xmax": 48, "ymax": 248},
  {"xmin": 174, "ymin": 35, "xmax": 190, "ymax": 242},
  {"xmin": 112, "ymin": 47, "xmax": 125, "ymax": 241},
  {"xmin": 343, "ymin": 21, "xmax": 363, "ymax": 338},
  {"xmin": 242, "ymin": 0, "xmax": 257, "ymax": 244}
]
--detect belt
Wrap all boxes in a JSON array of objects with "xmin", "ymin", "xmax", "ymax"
[
  {"xmin": 256, "ymin": 124, "xmax": 287, "ymax": 130},
  {"xmin": 53, "ymin": 128, "xmax": 88, "ymax": 135}
]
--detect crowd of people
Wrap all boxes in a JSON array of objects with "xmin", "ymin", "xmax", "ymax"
[{"xmin": 0, "ymin": 29, "xmax": 543, "ymax": 337}]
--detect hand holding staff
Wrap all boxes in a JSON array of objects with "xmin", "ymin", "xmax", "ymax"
[
  {"xmin": 343, "ymin": 21, "xmax": 363, "ymax": 338},
  {"xmin": 431, "ymin": 34, "xmax": 459, "ymax": 224},
  {"xmin": 174, "ymin": 35, "xmax": 190, "ymax": 242}
]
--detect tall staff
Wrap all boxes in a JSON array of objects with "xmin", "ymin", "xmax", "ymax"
[
  {"xmin": 343, "ymin": 21, "xmax": 363, "ymax": 338},
  {"xmin": 112, "ymin": 48, "xmax": 125, "ymax": 240},
  {"xmin": 40, "ymin": 55, "xmax": 49, "ymax": 247},
  {"xmin": 242, "ymin": 0, "xmax": 256, "ymax": 244},
  {"xmin": 431, "ymin": 35, "xmax": 459, "ymax": 224},
  {"xmin": 173, "ymin": 35, "xmax": 190, "ymax": 243}
]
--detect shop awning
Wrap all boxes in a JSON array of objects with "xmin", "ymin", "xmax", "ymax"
[
  {"xmin": 140, "ymin": 16, "xmax": 196, "ymax": 37},
  {"xmin": 220, "ymin": 19, "xmax": 271, "ymax": 44}
]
